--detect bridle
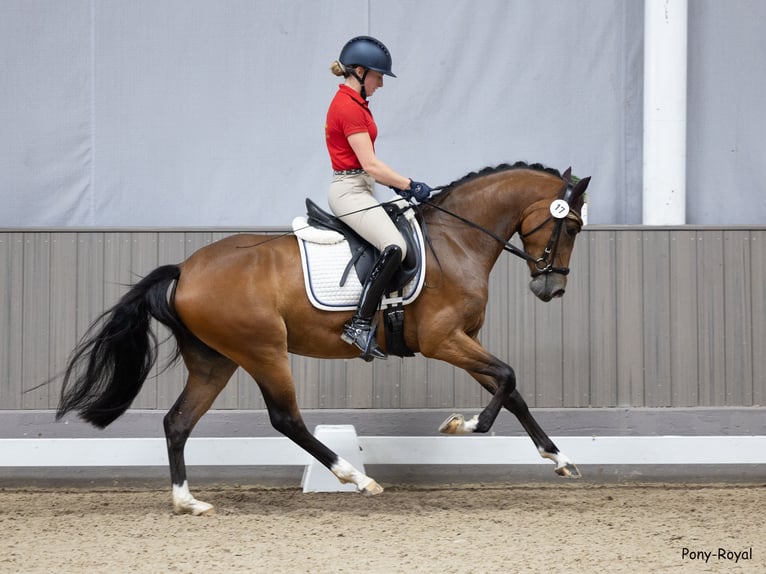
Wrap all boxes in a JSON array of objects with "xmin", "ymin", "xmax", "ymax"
[
  {"xmin": 518, "ymin": 183, "xmax": 583, "ymax": 277},
  {"xmin": 419, "ymin": 177, "xmax": 582, "ymax": 277}
]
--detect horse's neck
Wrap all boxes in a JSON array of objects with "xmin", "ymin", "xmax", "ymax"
[
  {"xmin": 434, "ymin": 179, "xmax": 532, "ymax": 252},
  {"xmin": 429, "ymin": 173, "xmax": 561, "ymax": 272}
]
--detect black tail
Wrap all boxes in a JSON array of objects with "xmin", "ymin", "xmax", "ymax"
[{"xmin": 56, "ymin": 264, "xmax": 187, "ymax": 428}]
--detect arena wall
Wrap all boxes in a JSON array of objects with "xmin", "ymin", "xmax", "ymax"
[{"xmin": 1, "ymin": 227, "xmax": 764, "ymax": 440}]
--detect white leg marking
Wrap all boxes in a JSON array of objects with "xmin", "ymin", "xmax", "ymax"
[
  {"xmin": 331, "ymin": 457, "xmax": 383, "ymax": 495},
  {"xmin": 172, "ymin": 481, "xmax": 215, "ymax": 515},
  {"xmin": 539, "ymin": 447, "xmax": 580, "ymax": 477},
  {"xmin": 461, "ymin": 415, "xmax": 479, "ymax": 433},
  {"xmin": 539, "ymin": 447, "xmax": 573, "ymax": 469}
]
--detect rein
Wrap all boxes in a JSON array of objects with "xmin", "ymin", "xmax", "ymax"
[
  {"xmin": 236, "ymin": 176, "xmax": 580, "ymax": 278},
  {"xmin": 419, "ymin": 180, "xmax": 581, "ymax": 277}
]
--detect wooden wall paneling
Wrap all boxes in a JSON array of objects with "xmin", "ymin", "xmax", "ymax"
[
  {"xmin": 426, "ymin": 358, "xmax": 456, "ymax": 408},
  {"xmin": 453, "ymin": 367, "xmax": 483, "ymax": 409},
  {"xmin": 696, "ymin": 230, "xmax": 727, "ymax": 405},
  {"xmin": 534, "ymin": 297, "xmax": 564, "ymax": 407},
  {"xmin": 291, "ymin": 354, "xmax": 320, "ymax": 409},
  {"xmin": 723, "ymin": 230, "xmax": 753, "ymax": 405},
  {"xmin": 399, "ymin": 355, "xmax": 429, "ymax": 408},
  {"xmin": 372, "ymin": 357, "xmax": 400, "ymax": 409},
  {"xmin": 562, "ymin": 227, "xmax": 592, "ymax": 407},
  {"xmin": 344, "ymin": 356, "xmax": 374, "ymax": 408},
  {"xmin": 3, "ymin": 228, "xmax": 765, "ymax": 412},
  {"xmin": 483, "ymin": 252, "xmax": 511, "ymax": 372},
  {"xmin": 614, "ymin": 230, "xmax": 644, "ymax": 406},
  {"xmin": 75, "ymin": 232, "xmax": 105, "ymax": 338},
  {"xmin": 642, "ymin": 231, "xmax": 672, "ymax": 407},
  {"xmin": 317, "ymin": 358, "xmax": 347, "ymax": 409},
  {"xmin": 0, "ymin": 233, "xmax": 24, "ymax": 409},
  {"xmin": 588, "ymin": 230, "xmax": 618, "ymax": 406},
  {"xmin": 48, "ymin": 233, "xmax": 78, "ymax": 408},
  {"xmin": 669, "ymin": 230, "xmax": 700, "ymax": 406},
  {"xmin": 751, "ymin": 230, "xmax": 765, "ymax": 407},
  {"xmin": 21, "ymin": 233, "xmax": 50, "ymax": 408}
]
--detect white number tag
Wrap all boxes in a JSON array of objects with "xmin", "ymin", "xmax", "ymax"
[{"xmin": 549, "ymin": 199, "xmax": 570, "ymax": 219}]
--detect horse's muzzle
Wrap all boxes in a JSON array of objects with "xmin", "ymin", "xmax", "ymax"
[{"xmin": 529, "ymin": 274, "xmax": 567, "ymax": 302}]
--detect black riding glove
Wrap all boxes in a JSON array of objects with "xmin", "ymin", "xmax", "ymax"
[
  {"xmin": 408, "ymin": 180, "xmax": 432, "ymax": 201},
  {"xmin": 392, "ymin": 179, "xmax": 433, "ymax": 202}
]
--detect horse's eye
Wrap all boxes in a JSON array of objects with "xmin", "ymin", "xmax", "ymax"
[{"xmin": 565, "ymin": 224, "xmax": 579, "ymax": 238}]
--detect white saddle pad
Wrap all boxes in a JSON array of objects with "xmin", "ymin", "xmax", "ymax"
[{"xmin": 292, "ymin": 203, "xmax": 426, "ymax": 312}]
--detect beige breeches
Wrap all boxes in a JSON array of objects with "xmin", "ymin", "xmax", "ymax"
[{"xmin": 327, "ymin": 173, "xmax": 407, "ymax": 258}]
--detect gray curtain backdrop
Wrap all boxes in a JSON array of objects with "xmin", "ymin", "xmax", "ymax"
[{"xmin": 1, "ymin": 0, "xmax": 763, "ymax": 227}]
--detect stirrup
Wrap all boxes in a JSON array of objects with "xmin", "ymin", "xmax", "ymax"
[{"xmin": 341, "ymin": 319, "xmax": 387, "ymax": 361}]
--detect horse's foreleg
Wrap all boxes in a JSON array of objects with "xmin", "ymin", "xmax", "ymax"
[
  {"xmin": 504, "ymin": 388, "xmax": 580, "ymax": 478},
  {"xmin": 429, "ymin": 334, "xmax": 580, "ymax": 477},
  {"xmin": 164, "ymin": 347, "xmax": 237, "ymax": 515},
  {"xmin": 437, "ymin": 365, "xmax": 512, "ymax": 435}
]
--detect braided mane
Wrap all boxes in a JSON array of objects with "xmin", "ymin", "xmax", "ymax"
[{"xmin": 444, "ymin": 161, "xmax": 562, "ymax": 192}]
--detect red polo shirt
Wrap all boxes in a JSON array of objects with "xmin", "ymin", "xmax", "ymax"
[{"xmin": 325, "ymin": 84, "xmax": 378, "ymax": 171}]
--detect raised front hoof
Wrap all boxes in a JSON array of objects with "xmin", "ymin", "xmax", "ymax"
[
  {"xmin": 555, "ymin": 462, "xmax": 582, "ymax": 479},
  {"xmin": 438, "ymin": 413, "xmax": 473, "ymax": 435},
  {"xmin": 360, "ymin": 480, "xmax": 384, "ymax": 496}
]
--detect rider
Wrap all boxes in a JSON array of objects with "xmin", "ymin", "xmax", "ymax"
[{"xmin": 326, "ymin": 36, "xmax": 433, "ymax": 360}]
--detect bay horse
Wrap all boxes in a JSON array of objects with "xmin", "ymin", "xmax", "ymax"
[{"xmin": 57, "ymin": 161, "xmax": 590, "ymax": 515}]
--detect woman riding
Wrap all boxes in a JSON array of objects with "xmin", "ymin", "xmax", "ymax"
[{"xmin": 326, "ymin": 36, "xmax": 433, "ymax": 360}]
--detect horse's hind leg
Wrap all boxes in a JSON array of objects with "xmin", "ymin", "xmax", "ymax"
[
  {"xmin": 241, "ymin": 353, "xmax": 383, "ymax": 496},
  {"xmin": 164, "ymin": 342, "xmax": 237, "ymax": 515}
]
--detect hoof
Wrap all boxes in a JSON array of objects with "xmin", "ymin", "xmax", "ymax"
[
  {"xmin": 361, "ymin": 480, "xmax": 384, "ymax": 496},
  {"xmin": 439, "ymin": 414, "xmax": 465, "ymax": 434},
  {"xmin": 438, "ymin": 413, "xmax": 477, "ymax": 434},
  {"xmin": 556, "ymin": 462, "xmax": 582, "ymax": 479},
  {"xmin": 173, "ymin": 500, "xmax": 216, "ymax": 516}
]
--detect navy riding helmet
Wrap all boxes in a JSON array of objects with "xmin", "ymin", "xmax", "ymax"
[{"xmin": 339, "ymin": 36, "xmax": 396, "ymax": 78}]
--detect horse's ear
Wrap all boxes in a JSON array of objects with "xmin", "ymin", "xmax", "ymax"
[
  {"xmin": 558, "ymin": 167, "xmax": 574, "ymax": 200},
  {"xmin": 568, "ymin": 176, "xmax": 591, "ymax": 212},
  {"xmin": 572, "ymin": 176, "xmax": 591, "ymax": 200}
]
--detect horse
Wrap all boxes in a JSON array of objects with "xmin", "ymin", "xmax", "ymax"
[{"xmin": 57, "ymin": 161, "xmax": 590, "ymax": 515}]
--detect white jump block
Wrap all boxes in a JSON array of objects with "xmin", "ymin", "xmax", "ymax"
[{"xmin": 301, "ymin": 425, "xmax": 364, "ymax": 493}]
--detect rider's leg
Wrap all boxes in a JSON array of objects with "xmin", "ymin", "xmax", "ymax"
[
  {"xmin": 328, "ymin": 173, "xmax": 408, "ymax": 360},
  {"xmin": 341, "ymin": 244, "xmax": 402, "ymax": 359}
]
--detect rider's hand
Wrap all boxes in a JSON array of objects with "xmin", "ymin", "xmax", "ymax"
[
  {"xmin": 408, "ymin": 180, "xmax": 432, "ymax": 201},
  {"xmin": 391, "ymin": 180, "xmax": 432, "ymax": 202}
]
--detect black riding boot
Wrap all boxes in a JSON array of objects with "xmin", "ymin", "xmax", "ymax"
[{"xmin": 341, "ymin": 245, "xmax": 403, "ymax": 361}]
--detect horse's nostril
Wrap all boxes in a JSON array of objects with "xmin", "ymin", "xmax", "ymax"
[{"xmin": 553, "ymin": 289, "xmax": 565, "ymax": 299}]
